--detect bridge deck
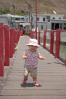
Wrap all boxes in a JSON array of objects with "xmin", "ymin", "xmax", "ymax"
[{"xmin": 0, "ymin": 36, "xmax": 66, "ymax": 99}]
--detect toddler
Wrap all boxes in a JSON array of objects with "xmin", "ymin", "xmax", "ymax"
[{"xmin": 22, "ymin": 38, "xmax": 45, "ymax": 86}]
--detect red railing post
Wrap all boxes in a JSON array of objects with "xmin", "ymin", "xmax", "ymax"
[
  {"xmin": 55, "ymin": 29, "xmax": 61, "ymax": 58},
  {"xmin": 14, "ymin": 30, "xmax": 18, "ymax": 46},
  {"xmin": 17, "ymin": 29, "xmax": 20, "ymax": 42},
  {"xmin": 16, "ymin": 30, "xmax": 19, "ymax": 44},
  {"xmin": 34, "ymin": 31, "xmax": 36, "ymax": 39},
  {"xmin": 10, "ymin": 28, "xmax": 14, "ymax": 58},
  {"xmin": 38, "ymin": 31, "xmax": 40, "ymax": 45},
  {"xmin": 43, "ymin": 31, "xmax": 46, "ymax": 48},
  {"xmin": 0, "ymin": 23, "xmax": 4, "ymax": 76},
  {"xmin": 4, "ymin": 25, "xmax": 10, "ymax": 66},
  {"xmin": 12, "ymin": 29, "xmax": 15, "ymax": 54},
  {"xmin": 20, "ymin": 30, "xmax": 23, "ymax": 36},
  {"xmin": 65, "ymin": 60, "xmax": 66, "ymax": 65},
  {"xmin": 35, "ymin": 0, "xmax": 38, "ymax": 39},
  {"xmin": 50, "ymin": 30, "xmax": 54, "ymax": 54}
]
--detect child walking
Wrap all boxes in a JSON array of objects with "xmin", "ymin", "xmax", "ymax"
[{"xmin": 22, "ymin": 38, "xmax": 45, "ymax": 87}]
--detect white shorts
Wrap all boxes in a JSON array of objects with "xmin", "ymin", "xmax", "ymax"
[{"xmin": 24, "ymin": 66, "xmax": 37, "ymax": 78}]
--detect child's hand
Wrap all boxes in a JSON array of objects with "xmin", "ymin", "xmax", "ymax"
[
  {"xmin": 23, "ymin": 55, "xmax": 27, "ymax": 59},
  {"xmin": 39, "ymin": 56, "xmax": 46, "ymax": 60}
]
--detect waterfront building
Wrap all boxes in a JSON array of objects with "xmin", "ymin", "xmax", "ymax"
[{"xmin": 31, "ymin": 14, "xmax": 66, "ymax": 31}]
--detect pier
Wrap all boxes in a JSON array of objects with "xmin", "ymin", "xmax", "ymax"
[{"xmin": 0, "ymin": 35, "xmax": 66, "ymax": 99}]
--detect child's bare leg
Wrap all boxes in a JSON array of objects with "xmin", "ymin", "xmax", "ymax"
[
  {"xmin": 23, "ymin": 67, "xmax": 28, "ymax": 84},
  {"xmin": 33, "ymin": 77, "xmax": 37, "ymax": 82}
]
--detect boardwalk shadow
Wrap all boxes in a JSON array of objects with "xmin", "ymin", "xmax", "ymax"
[
  {"xmin": 21, "ymin": 83, "xmax": 42, "ymax": 87},
  {"xmin": 21, "ymin": 83, "xmax": 35, "ymax": 87}
]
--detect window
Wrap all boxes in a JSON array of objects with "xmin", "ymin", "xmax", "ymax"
[
  {"xmin": 51, "ymin": 23, "xmax": 59, "ymax": 30},
  {"xmin": 51, "ymin": 23, "xmax": 55, "ymax": 30},
  {"xmin": 55, "ymin": 23, "xmax": 59, "ymax": 30},
  {"xmin": 53, "ymin": 17, "xmax": 55, "ymax": 19},
  {"xmin": 59, "ymin": 17, "xmax": 61, "ymax": 19},
  {"xmin": 43, "ymin": 18, "xmax": 45, "ymax": 21},
  {"xmin": 64, "ymin": 23, "xmax": 66, "ymax": 30},
  {"xmin": 64, "ymin": 23, "xmax": 66, "ymax": 26},
  {"xmin": 41, "ymin": 25, "xmax": 43, "ymax": 30},
  {"xmin": 21, "ymin": 18, "xmax": 25, "ymax": 21},
  {"xmin": 15, "ymin": 18, "xmax": 20, "ymax": 21},
  {"xmin": 46, "ymin": 16, "xmax": 50, "ymax": 22}
]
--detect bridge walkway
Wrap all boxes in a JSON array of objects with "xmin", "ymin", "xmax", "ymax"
[{"xmin": 0, "ymin": 36, "xmax": 66, "ymax": 99}]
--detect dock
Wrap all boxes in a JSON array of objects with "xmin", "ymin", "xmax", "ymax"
[{"xmin": 0, "ymin": 36, "xmax": 66, "ymax": 99}]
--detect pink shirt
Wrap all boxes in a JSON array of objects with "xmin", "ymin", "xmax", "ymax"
[{"xmin": 24, "ymin": 49, "xmax": 39, "ymax": 68}]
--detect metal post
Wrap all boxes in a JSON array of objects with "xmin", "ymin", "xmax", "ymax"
[
  {"xmin": 55, "ymin": 29, "xmax": 61, "ymax": 58},
  {"xmin": 35, "ymin": 0, "xmax": 37, "ymax": 39},
  {"xmin": 10, "ymin": 28, "xmax": 14, "ymax": 58},
  {"xmin": 4, "ymin": 25, "xmax": 10, "ymax": 66},
  {"xmin": 0, "ymin": 23, "xmax": 4, "ymax": 76},
  {"xmin": 50, "ymin": 30, "xmax": 54, "ymax": 54},
  {"xmin": 43, "ymin": 31, "xmax": 46, "ymax": 48},
  {"xmin": 38, "ymin": 31, "xmax": 40, "ymax": 45}
]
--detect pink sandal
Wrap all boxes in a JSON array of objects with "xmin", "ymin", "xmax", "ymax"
[{"xmin": 35, "ymin": 82, "xmax": 40, "ymax": 87}]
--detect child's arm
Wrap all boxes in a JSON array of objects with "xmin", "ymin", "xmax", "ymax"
[
  {"xmin": 38, "ymin": 53, "xmax": 45, "ymax": 60},
  {"xmin": 22, "ymin": 52, "xmax": 27, "ymax": 59},
  {"xmin": 23, "ymin": 55, "xmax": 27, "ymax": 59}
]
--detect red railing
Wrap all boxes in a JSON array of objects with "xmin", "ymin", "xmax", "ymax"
[
  {"xmin": 30, "ymin": 29, "xmax": 66, "ymax": 65},
  {"xmin": 0, "ymin": 26, "xmax": 66, "ymax": 77},
  {"xmin": 0, "ymin": 23, "xmax": 23, "ymax": 77}
]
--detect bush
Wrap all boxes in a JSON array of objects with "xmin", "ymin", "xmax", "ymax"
[{"xmin": 0, "ymin": 8, "xmax": 10, "ymax": 14}]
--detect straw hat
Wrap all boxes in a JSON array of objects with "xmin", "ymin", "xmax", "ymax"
[{"xmin": 27, "ymin": 38, "xmax": 39, "ymax": 47}]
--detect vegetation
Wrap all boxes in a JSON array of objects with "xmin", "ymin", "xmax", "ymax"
[
  {"xmin": 0, "ymin": 8, "xmax": 28, "ymax": 15},
  {"xmin": 0, "ymin": 8, "xmax": 10, "ymax": 14},
  {"xmin": 0, "ymin": 0, "xmax": 66, "ymax": 17}
]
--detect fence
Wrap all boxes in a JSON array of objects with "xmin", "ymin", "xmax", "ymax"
[
  {"xmin": 30, "ymin": 29, "xmax": 66, "ymax": 65},
  {"xmin": 0, "ymin": 27, "xmax": 65, "ymax": 77},
  {"xmin": 0, "ymin": 23, "xmax": 23, "ymax": 77}
]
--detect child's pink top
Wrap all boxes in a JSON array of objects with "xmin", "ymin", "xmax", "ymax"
[{"xmin": 24, "ymin": 49, "xmax": 39, "ymax": 68}]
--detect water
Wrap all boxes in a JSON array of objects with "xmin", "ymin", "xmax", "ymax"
[
  {"xmin": 40, "ymin": 31, "xmax": 66, "ymax": 61},
  {"xmin": 60, "ymin": 42, "xmax": 66, "ymax": 60}
]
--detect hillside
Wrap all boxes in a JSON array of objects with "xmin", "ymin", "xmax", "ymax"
[{"xmin": 0, "ymin": 0, "xmax": 66, "ymax": 17}]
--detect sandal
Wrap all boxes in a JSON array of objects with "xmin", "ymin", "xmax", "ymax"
[{"xmin": 35, "ymin": 82, "xmax": 40, "ymax": 87}]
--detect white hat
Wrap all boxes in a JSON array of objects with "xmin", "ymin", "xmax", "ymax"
[{"xmin": 27, "ymin": 38, "xmax": 39, "ymax": 47}]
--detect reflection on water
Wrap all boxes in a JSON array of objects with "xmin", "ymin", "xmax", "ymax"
[
  {"xmin": 40, "ymin": 31, "xmax": 66, "ymax": 61},
  {"xmin": 46, "ymin": 41, "xmax": 66, "ymax": 60},
  {"xmin": 60, "ymin": 42, "xmax": 66, "ymax": 60},
  {"xmin": 40, "ymin": 38, "xmax": 66, "ymax": 60},
  {"xmin": 46, "ymin": 39, "xmax": 50, "ymax": 50}
]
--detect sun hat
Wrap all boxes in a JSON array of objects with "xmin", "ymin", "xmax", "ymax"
[{"xmin": 26, "ymin": 38, "xmax": 39, "ymax": 47}]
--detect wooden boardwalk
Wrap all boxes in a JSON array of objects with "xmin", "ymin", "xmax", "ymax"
[{"xmin": 0, "ymin": 36, "xmax": 66, "ymax": 99}]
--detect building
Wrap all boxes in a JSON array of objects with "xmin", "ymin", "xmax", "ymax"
[
  {"xmin": 31, "ymin": 14, "xmax": 66, "ymax": 31},
  {"xmin": 0, "ymin": 14, "xmax": 30, "ymax": 29},
  {"xmin": 0, "ymin": 13, "xmax": 66, "ymax": 32},
  {"xmin": 0, "ymin": 14, "xmax": 12, "ymax": 26}
]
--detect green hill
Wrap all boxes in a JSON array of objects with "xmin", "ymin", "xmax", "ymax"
[{"xmin": 0, "ymin": 0, "xmax": 66, "ymax": 17}]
